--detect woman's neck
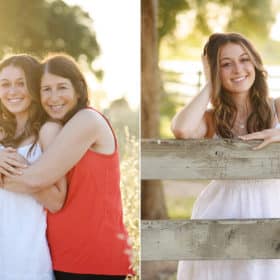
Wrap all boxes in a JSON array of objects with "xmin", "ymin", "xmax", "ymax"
[
  {"xmin": 227, "ymin": 91, "xmax": 252, "ymax": 136},
  {"xmin": 15, "ymin": 113, "xmax": 28, "ymax": 137},
  {"xmin": 230, "ymin": 91, "xmax": 251, "ymax": 116}
]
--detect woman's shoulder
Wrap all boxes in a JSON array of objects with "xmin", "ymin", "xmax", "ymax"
[
  {"xmin": 71, "ymin": 108, "xmax": 110, "ymax": 129},
  {"xmin": 67, "ymin": 108, "xmax": 115, "ymax": 152},
  {"xmin": 39, "ymin": 121, "xmax": 63, "ymax": 137},
  {"xmin": 204, "ymin": 109, "xmax": 215, "ymax": 138},
  {"xmin": 205, "ymin": 109, "xmax": 214, "ymax": 117},
  {"xmin": 38, "ymin": 121, "xmax": 63, "ymax": 150},
  {"xmin": 274, "ymin": 98, "xmax": 280, "ymax": 111},
  {"xmin": 70, "ymin": 108, "xmax": 96, "ymax": 119},
  {"xmin": 204, "ymin": 109, "xmax": 214, "ymax": 125},
  {"xmin": 0, "ymin": 128, "xmax": 5, "ymax": 142},
  {"xmin": 270, "ymin": 98, "xmax": 280, "ymax": 120}
]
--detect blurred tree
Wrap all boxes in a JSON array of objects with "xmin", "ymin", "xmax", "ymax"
[
  {"xmin": 225, "ymin": 0, "xmax": 274, "ymax": 42},
  {"xmin": 158, "ymin": 0, "xmax": 190, "ymax": 42},
  {"xmin": 159, "ymin": 0, "xmax": 275, "ymax": 44},
  {"xmin": 142, "ymin": 0, "xmax": 168, "ymax": 219},
  {"xmin": 0, "ymin": 0, "xmax": 100, "ymax": 70}
]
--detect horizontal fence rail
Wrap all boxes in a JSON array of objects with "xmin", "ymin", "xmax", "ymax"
[
  {"xmin": 141, "ymin": 139, "xmax": 280, "ymax": 180},
  {"xmin": 142, "ymin": 139, "xmax": 280, "ymax": 260},
  {"xmin": 142, "ymin": 219, "xmax": 280, "ymax": 261}
]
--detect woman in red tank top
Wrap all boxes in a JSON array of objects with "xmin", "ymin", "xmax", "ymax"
[{"xmin": 4, "ymin": 54, "xmax": 134, "ymax": 280}]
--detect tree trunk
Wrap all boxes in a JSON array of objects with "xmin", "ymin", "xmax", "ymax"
[{"xmin": 141, "ymin": 0, "xmax": 167, "ymax": 219}]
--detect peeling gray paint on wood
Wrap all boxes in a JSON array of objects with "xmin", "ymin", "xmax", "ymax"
[
  {"xmin": 141, "ymin": 139, "xmax": 280, "ymax": 180},
  {"xmin": 142, "ymin": 220, "xmax": 280, "ymax": 260},
  {"xmin": 142, "ymin": 139, "xmax": 280, "ymax": 261}
]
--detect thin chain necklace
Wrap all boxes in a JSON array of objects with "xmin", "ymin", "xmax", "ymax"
[
  {"xmin": 235, "ymin": 118, "xmax": 246, "ymax": 129},
  {"xmin": 234, "ymin": 101, "xmax": 250, "ymax": 129},
  {"xmin": 232, "ymin": 102, "xmax": 250, "ymax": 136}
]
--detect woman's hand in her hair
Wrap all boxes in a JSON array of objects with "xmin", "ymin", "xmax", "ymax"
[
  {"xmin": 239, "ymin": 128, "xmax": 280, "ymax": 150},
  {"xmin": 0, "ymin": 147, "xmax": 28, "ymax": 177},
  {"xmin": 201, "ymin": 54, "xmax": 213, "ymax": 101},
  {"xmin": 201, "ymin": 54, "xmax": 211, "ymax": 85}
]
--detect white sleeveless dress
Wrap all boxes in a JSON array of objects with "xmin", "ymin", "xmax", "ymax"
[
  {"xmin": 177, "ymin": 124, "xmax": 280, "ymax": 280},
  {"xmin": 0, "ymin": 143, "xmax": 54, "ymax": 280}
]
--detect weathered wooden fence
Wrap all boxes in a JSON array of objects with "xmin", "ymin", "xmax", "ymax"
[{"xmin": 141, "ymin": 139, "xmax": 280, "ymax": 260}]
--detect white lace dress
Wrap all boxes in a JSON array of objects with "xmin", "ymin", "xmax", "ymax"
[
  {"xmin": 177, "ymin": 128, "xmax": 280, "ymax": 280},
  {"xmin": 0, "ymin": 144, "xmax": 54, "ymax": 280}
]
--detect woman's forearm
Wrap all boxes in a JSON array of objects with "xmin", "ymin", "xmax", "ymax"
[
  {"xmin": 32, "ymin": 177, "xmax": 67, "ymax": 213},
  {"xmin": 4, "ymin": 110, "xmax": 99, "ymax": 191},
  {"xmin": 171, "ymin": 83, "xmax": 211, "ymax": 138},
  {"xmin": 3, "ymin": 144, "xmax": 68, "ymax": 192}
]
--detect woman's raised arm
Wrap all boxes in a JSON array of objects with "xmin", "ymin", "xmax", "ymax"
[
  {"xmin": 171, "ymin": 55, "xmax": 212, "ymax": 139},
  {"xmin": 171, "ymin": 83, "xmax": 212, "ymax": 139}
]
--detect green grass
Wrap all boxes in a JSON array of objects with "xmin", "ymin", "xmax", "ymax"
[
  {"xmin": 166, "ymin": 196, "xmax": 196, "ymax": 219},
  {"xmin": 118, "ymin": 128, "xmax": 140, "ymax": 279}
]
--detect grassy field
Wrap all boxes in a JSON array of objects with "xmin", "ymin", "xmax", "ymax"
[
  {"xmin": 163, "ymin": 180, "xmax": 207, "ymax": 219},
  {"xmin": 166, "ymin": 196, "xmax": 196, "ymax": 219},
  {"xmin": 119, "ymin": 128, "xmax": 140, "ymax": 279}
]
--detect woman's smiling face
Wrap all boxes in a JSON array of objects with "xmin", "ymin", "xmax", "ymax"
[
  {"xmin": 0, "ymin": 65, "xmax": 32, "ymax": 119},
  {"xmin": 40, "ymin": 72, "xmax": 78, "ymax": 120},
  {"xmin": 219, "ymin": 42, "xmax": 255, "ymax": 96}
]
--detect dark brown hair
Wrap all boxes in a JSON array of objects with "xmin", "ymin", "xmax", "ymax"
[
  {"xmin": 203, "ymin": 32, "xmax": 272, "ymax": 138},
  {"xmin": 41, "ymin": 53, "xmax": 89, "ymax": 124},
  {"xmin": 0, "ymin": 54, "xmax": 46, "ymax": 151}
]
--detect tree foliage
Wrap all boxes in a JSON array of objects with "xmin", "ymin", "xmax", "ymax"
[
  {"xmin": 158, "ymin": 0, "xmax": 190, "ymax": 42},
  {"xmin": 158, "ymin": 0, "xmax": 275, "ymax": 43},
  {"xmin": 226, "ymin": 0, "xmax": 275, "ymax": 42},
  {"xmin": 0, "ymin": 0, "xmax": 99, "ymax": 67}
]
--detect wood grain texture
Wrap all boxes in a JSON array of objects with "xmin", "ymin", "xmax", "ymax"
[
  {"xmin": 142, "ymin": 219, "xmax": 280, "ymax": 260},
  {"xmin": 141, "ymin": 139, "xmax": 280, "ymax": 179}
]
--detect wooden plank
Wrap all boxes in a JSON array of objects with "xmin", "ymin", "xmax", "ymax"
[
  {"xmin": 142, "ymin": 219, "xmax": 280, "ymax": 260},
  {"xmin": 141, "ymin": 139, "xmax": 280, "ymax": 179}
]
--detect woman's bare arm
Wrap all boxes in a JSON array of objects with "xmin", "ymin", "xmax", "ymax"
[
  {"xmin": 30, "ymin": 122, "xmax": 67, "ymax": 213},
  {"xmin": 171, "ymin": 83, "xmax": 211, "ymax": 139},
  {"xmin": 240, "ymin": 98, "xmax": 280, "ymax": 150},
  {"xmin": 4, "ymin": 109, "xmax": 107, "ymax": 192},
  {"xmin": 171, "ymin": 55, "xmax": 212, "ymax": 139}
]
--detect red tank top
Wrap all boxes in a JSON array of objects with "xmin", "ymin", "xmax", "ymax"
[{"xmin": 47, "ymin": 109, "xmax": 134, "ymax": 275}]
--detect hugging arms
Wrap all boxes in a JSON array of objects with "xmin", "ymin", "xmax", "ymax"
[{"xmin": 2, "ymin": 108, "xmax": 106, "ymax": 203}]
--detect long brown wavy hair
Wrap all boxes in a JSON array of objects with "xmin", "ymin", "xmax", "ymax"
[
  {"xmin": 40, "ymin": 53, "xmax": 89, "ymax": 124},
  {"xmin": 204, "ymin": 32, "xmax": 273, "ymax": 138},
  {"xmin": 0, "ymin": 54, "xmax": 47, "ymax": 152}
]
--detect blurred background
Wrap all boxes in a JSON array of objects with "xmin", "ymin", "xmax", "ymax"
[
  {"xmin": 0, "ymin": 0, "xmax": 139, "ymax": 278},
  {"xmin": 141, "ymin": 0, "xmax": 280, "ymax": 279}
]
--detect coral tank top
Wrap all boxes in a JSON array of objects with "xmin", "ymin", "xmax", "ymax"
[{"xmin": 47, "ymin": 109, "xmax": 133, "ymax": 275}]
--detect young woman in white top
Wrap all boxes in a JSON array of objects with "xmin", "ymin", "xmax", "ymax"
[
  {"xmin": 0, "ymin": 54, "xmax": 67, "ymax": 280},
  {"xmin": 171, "ymin": 32, "xmax": 280, "ymax": 280}
]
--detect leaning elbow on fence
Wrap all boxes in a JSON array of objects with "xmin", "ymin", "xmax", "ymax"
[
  {"xmin": 171, "ymin": 126, "xmax": 196, "ymax": 139},
  {"xmin": 171, "ymin": 127, "xmax": 185, "ymax": 139}
]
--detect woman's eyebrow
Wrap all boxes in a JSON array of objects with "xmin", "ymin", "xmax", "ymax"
[
  {"xmin": 0, "ymin": 77, "xmax": 24, "ymax": 82},
  {"xmin": 57, "ymin": 82, "xmax": 69, "ymax": 86},
  {"xmin": 220, "ymin": 52, "xmax": 248, "ymax": 61}
]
